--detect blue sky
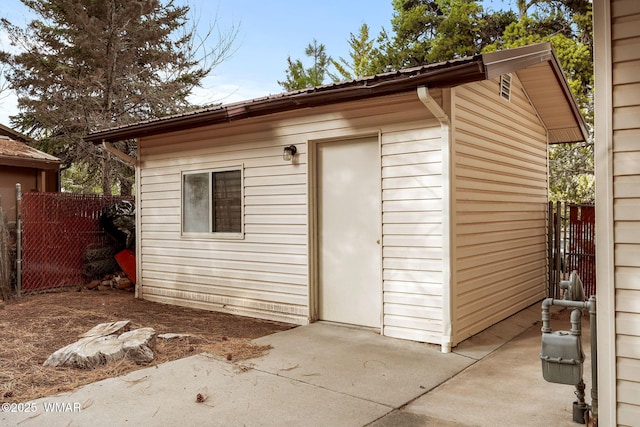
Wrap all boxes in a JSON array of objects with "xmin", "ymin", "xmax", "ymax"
[{"xmin": 0, "ymin": 0, "xmax": 516, "ymax": 126}]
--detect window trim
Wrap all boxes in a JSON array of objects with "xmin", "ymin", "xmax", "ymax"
[{"xmin": 181, "ymin": 165, "xmax": 244, "ymax": 239}]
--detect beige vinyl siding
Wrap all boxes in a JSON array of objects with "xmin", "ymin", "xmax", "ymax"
[
  {"xmin": 451, "ymin": 77, "xmax": 548, "ymax": 345},
  {"xmin": 139, "ymin": 135, "xmax": 308, "ymax": 324},
  {"xmin": 611, "ymin": 1, "xmax": 640, "ymax": 423},
  {"xmin": 382, "ymin": 122, "xmax": 444, "ymax": 343},
  {"xmin": 137, "ymin": 93, "xmax": 445, "ymax": 336}
]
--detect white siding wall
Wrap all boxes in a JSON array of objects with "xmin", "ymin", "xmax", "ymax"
[
  {"xmin": 138, "ymin": 93, "xmax": 445, "ymax": 340},
  {"xmin": 139, "ymin": 124, "xmax": 309, "ymax": 324},
  {"xmin": 610, "ymin": 0, "xmax": 640, "ymax": 423},
  {"xmin": 451, "ymin": 77, "xmax": 549, "ymax": 345},
  {"xmin": 382, "ymin": 122, "xmax": 445, "ymax": 343}
]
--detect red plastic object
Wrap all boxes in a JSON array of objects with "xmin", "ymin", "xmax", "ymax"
[{"xmin": 115, "ymin": 249, "xmax": 137, "ymax": 285}]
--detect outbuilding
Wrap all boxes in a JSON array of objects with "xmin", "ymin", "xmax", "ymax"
[
  {"xmin": 0, "ymin": 124, "xmax": 61, "ymax": 224},
  {"xmin": 86, "ymin": 43, "xmax": 587, "ymax": 351}
]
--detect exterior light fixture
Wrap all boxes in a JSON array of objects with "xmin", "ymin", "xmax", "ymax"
[{"xmin": 283, "ymin": 145, "xmax": 297, "ymax": 161}]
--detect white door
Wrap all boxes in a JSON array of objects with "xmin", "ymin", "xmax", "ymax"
[{"xmin": 317, "ymin": 137, "xmax": 381, "ymax": 328}]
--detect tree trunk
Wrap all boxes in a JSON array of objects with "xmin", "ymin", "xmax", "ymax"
[
  {"xmin": 120, "ymin": 176, "xmax": 133, "ymax": 196},
  {"xmin": 102, "ymin": 152, "xmax": 112, "ymax": 195}
]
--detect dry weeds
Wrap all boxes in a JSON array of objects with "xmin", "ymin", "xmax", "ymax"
[{"xmin": 0, "ymin": 288, "xmax": 293, "ymax": 403}]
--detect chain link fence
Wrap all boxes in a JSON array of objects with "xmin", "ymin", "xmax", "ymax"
[{"xmin": 20, "ymin": 192, "xmax": 134, "ymax": 294}]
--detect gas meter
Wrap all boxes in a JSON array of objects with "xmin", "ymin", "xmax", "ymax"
[
  {"xmin": 539, "ymin": 271, "xmax": 597, "ymax": 425},
  {"xmin": 540, "ymin": 272, "xmax": 585, "ymax": 385}
]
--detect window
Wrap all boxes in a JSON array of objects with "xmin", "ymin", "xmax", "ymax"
[{"xmin": 182, "ymin": 167, "xmax": 243, "ymax": 236}]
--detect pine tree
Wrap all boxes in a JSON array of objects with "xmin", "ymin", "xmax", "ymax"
[
  {"xmin": 1, "ymin": 0, "xmax": 236, "ymax": 194},
  {"xmin": 330, "ymin": 23, "xmax": 377, "ymax": 81},
  {"xmin": 278, "ymin": 39, "xmax": 332, "ymax": 91},
  {"xmin": 371, "ymin": 0, "xmax": 516, "ymax": 71}
]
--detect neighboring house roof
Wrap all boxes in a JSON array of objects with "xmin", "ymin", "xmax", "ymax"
[
  {"xmin": 0, "ymin": 135, "xmax": 61, "ymax": 170},
  {"xmin": 0, "ymin": 123, "xmax": 32, "ymax": 144},
  {"xmin": 85, "ymin": 43, "xmax": 588, "ymax": 145}
]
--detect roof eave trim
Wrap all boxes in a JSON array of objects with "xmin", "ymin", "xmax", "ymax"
[
  {"xmin": 546, "ymin": 54, "xmax": 590, "ymax": 143},
  {"xmin": 483, "ymin": 42, "xmax": 589, "ymax": 143},
  {"xmin": 0, "ymin": 155, "xmax": 61, "ymax": 170},
  {"xmin": 482, "ymin": 42, "xmax": 555, "ymax": 79},
  {"xmin": 84, "ymin": 61, "xmax": 486, "ymax": 144}
]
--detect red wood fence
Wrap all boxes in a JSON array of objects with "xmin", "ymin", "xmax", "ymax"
[{"xmin": 548, "ymin": 202, "xmax": 596, "ymax": 299}]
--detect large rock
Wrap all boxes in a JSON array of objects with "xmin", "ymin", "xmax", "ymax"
[
  {"xmin": 120, "ymin": 328, "xmax": 156, "ymax": 363},
  {"xmin": 44, "ymin": 322, "xmax": 156, "ymax": 369},
  {"xmin": 79, "ymin": 320, "xmax": 131, "ymax": 338}
]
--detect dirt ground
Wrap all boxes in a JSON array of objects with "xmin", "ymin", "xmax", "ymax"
[{"xmin": 0, "ymin": 288, "xmax": 294, "ymax": 404}]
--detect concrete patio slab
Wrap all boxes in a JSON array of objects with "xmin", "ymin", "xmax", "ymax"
[
  {"xmin": 1, "ymin": 353, "xmax": 390, "ymax": 427},
  {"xmin": 452, "ymin": 305, "xmax": 542, "ymax": 360},
  {"xmin": 1, "ymin": 302, "xmax": 596, "ymax": 427},
  {"xmin": 251, "ymin": 322, "xmax": 475, "ymax": 408},
  {"xmin": 395, "ymin": 317, "xmax": 593, "ymax": 427}
]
